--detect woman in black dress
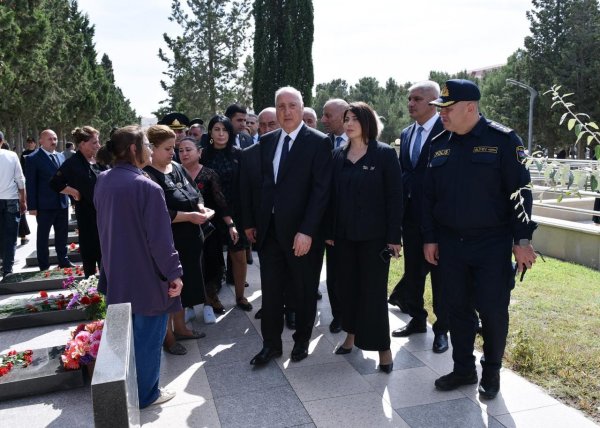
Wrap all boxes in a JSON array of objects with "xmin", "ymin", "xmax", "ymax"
[
  {"xmin": 145, "ymin": 125, "xmax": 215, "ymax": 355},
  {"xmin": 179, "ymin": 137, "xmax": 228, "ymax": 313},
  {"xmin": 50, "ymin": 126, "xmax": 107, "ymax": 277},
  {"xmin": 326, "ymin": 102, "xmax": 403, "ymax": 373},
  {"xmin": 201, "ymin": 115, "xmax": 252, "ymax": 311}
]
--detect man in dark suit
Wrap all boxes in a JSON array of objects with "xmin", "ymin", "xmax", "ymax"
[
  {"xmin": 25, "ymin": 129, "xmax": 72, "ymax": 270},
  {"xmin": 319, "ymin": 98, "xmax": 349, "ymax": 333},
  {"xmin": 389, "ymin": 81, "xmax": 450, "ymax": 353},
  {"xmin": 225, "ymin": 103, "xmax": 254, "ymax": 149},
  {"xmin": 245, "ymin": 86, "xmax": 332, "ymax": 365}
]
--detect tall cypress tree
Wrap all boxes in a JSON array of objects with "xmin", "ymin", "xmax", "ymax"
[{"xmin": 252, "ymin": 0, "xmax": 314, "ymax": 112}]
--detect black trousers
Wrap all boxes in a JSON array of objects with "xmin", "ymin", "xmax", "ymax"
[
  {"xmin": 390, "ymin": 210, "xmax": 448, "ymax": 334},
  {"xmin": 258, "ymin": 222, "xmax": 321, "ymax": 350},
  {"xmin": 438, "ymin": 231, "xmax": 514, "ymax": 375},
  {"xmin": 36, "ymin": 208, "xmax": 68, "ymax": 270},
  {"xmin": 325, "ymin": 243, "xmax": 342, "ymax": 321},
  {"xmin": 335, "ymin": 238, "xmax": 390, "ymax": 351},
  {"xmin": 75, "ymin": 206, "xmax": 101, "ymax": 277}
]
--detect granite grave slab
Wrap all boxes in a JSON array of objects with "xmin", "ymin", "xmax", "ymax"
[
  {"xmin": 91, "ymin": 303, "xmax": 140, "ymax": 427},
  {"xmin": 0, "ymin": 307, "xmax": 88, "ymax": 331},
  {"xmin": 49, "ymin": 232, "xmax": 79, "ymax": 245},
  {"xmin": 26, "ymin": 249, "xmax": 82, "ymax": 267},
  {"xmin": 0, "ymin": 345, "xmax": 84, "ymax": 401},
  {"xmin": 0, "ymin": 272, "xmax": 77, "ymax": 295}
]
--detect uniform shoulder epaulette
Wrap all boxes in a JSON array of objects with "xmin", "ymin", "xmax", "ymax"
[
  {"xmin": 430, "ymin": 129, "xmax": 449, "ymax": 143},
  {"xmin": 487, "ymin": 120, "xmax": 512, "ymax": 134}
]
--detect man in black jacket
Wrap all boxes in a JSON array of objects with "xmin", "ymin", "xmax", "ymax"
[
  {"xmin": 389, "ymin": 81, "xmax": 449, "ymax": 354},
  {"xmin": 244, "ymin": 87, "xmax": 332, "ymax": 365}
]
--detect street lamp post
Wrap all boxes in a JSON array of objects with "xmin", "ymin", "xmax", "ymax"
[{"xmin": 506, "ymin": 78, "xmax": 538, "ymax": 154}]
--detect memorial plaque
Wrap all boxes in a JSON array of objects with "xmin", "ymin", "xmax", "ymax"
[{"xmin": 0, "ymin": 346, "xmax": 85, "ymax": 401}]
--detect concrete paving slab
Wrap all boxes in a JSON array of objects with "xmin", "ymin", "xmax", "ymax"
[
  {"xmin": 214, "ymin": 384, "xmax": 312, "ymax": 428},
  {"xmin": 495, "ymin": 403, "xmax": 599, "ymax": 428},
  {"xmin": 197, "ymin": 330, "xmax": 263, "ymax": 367},
  {"xmin": 365, "ymin": 365, "xmax": 466, "ymax": 409},
  {"xmin": 341, "ymin": 346, "xmax": 425, "ymax": 375},
  {"xmin": 303, "ymin": 391, "xmax": 409, "ymax": 428},
  {"xmin": 285, "ymin": 361, "xmax": 372, "ymax": 402},
  {"xmin": 204, "ymin": 359, "xmax": 287, "ymax": 399},
  {"xmin": 463, "ymin": 369, "xmax": 560, "ymax": 416},
  {"xmin": 141, "ymin": 399, "xmax": 221, "ymax": 427},
  {"xmin": 396, "ymin": 397, "xmax": 504, "ymax": 428}
]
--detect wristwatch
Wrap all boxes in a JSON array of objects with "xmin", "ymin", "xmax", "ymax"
[{"xmin": 517, "ymin": 239, "xmax": 531, "ymax": 247}]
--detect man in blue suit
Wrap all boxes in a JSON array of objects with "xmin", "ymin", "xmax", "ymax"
[
  {"xmin": 25, "ymin": 129, "xmax": 72, "ymax": 270},
  {"xmin": 389, "ymin": 81, "xmax": 449, "ymax": 353}
]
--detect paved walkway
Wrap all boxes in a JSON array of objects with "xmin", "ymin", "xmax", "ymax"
[{"xmin": 0, "ymin": 215, "xmax": 597, "ymax": 427}]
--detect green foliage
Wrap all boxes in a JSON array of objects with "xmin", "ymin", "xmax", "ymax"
[
  {"xmin": 0, "ymin": 0, "xmax": 137, "ymax": 149},
  {"xmin": 252, "ymin": 0, "xmax": 314, "ymax": 112},
  {"xmin": 312, "ymin": 77, "xmax": 408, "ymax": 143},
  {"xmin": 159, "ymin": 0, "xmax": 251, "ymax": 120}
]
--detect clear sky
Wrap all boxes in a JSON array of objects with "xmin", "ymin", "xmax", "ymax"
[{"xmin": 78, "ymin": 0, "xmax": 532, "ymax": 117}]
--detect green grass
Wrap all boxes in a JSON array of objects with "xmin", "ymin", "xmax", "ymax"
[{"xmin": 388, "ymin": 257, "xmax": 600, "ymax": 423}]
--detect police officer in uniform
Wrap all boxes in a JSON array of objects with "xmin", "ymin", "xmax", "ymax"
[{"xmin": 422, "ymin": 80, "xmax": 538, "ymax": 399}]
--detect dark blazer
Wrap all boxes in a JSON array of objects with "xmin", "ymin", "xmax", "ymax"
[
  {"xmin": 249, "ymin": 125, "xmax": 332, "ymax": 250},
  {"xmin": 239, "ymin": 143, "xmax": 262, "ymax": 231},
  {"xmin": 25, "ymin": 149, "xmax": 69, "ymax": 210},
  {"xmin": 238, "ymin": 132, "xmax": 254, "ymax": 149},
  {"xmin": 329, "ymin": 140, "xmax": 403, "ymax": 244},
  {"xmin": 399, "ymin": 116, "xmax": 444, "ymax": 222}
]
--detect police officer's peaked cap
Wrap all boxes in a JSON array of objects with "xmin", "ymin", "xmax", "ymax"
[
  {"xmin": 429, "ymin": 79, "xmax": 481, "ymax": 107},
  {"xmin": 189, "ymin": 118, "xmax": 204, "ymax": 126},
  {"xmin": 159, "ymin": 112, "xmax": 190, "ymax": 130}
]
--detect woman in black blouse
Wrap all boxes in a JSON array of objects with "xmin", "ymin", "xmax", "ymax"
[
  {"xmin": 179, "ymin": 137, "xmax": 228, "ymax": 314},
  {"xmin": 200, "ymin": 115, "xmax": 252, "ymax": 311},
  {"xmin": 326, "ymin": 102, "xmax": 403, "ymax": 373},
  {"xmin": 50, "ymin": 126, "xmax": 107, "ymax": 277},
  {"xmin": 145, "ymin": 125, "xmax": 215, "ymax": 355}
]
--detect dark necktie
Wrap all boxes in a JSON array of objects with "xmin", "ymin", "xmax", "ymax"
[
  {"xmin": 50, "ymin": 154, "xmax": 60, "ymax": 168},
  {"xmin": 335, "ymin": 136, "xmax": 344, "ymax": 148},
  {"xmin": 280, "ymin": 135, "xmax": 291, "ymax": 167},
  {"xmin": 411, "ymin": 126, "xmax": 424, "ymax": 167}
]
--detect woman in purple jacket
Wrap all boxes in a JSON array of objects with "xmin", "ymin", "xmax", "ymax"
[{"xmin": 94, "ymin": 125, "xmax": 183, "ymax": 408}]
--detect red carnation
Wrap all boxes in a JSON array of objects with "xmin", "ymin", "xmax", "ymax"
[
  {"xmin": 197, "ymin": 182, "xmax": 204, "ymax": 190},
  {"xmin": 80, "ymin": 296, "xmax": 91, "ymax": 305},
  {"xmin": 40, "ymin": 290, "xmax": 48, "ymax": 298}
]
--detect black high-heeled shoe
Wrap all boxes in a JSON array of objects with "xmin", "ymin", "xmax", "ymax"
[
  {"xmin": 379, "ymin": 362, "xmax": 394, "ymax": 373},
  {"xmin": 334, "ymin": 346, "xmax": 352, "ymax": 355}
]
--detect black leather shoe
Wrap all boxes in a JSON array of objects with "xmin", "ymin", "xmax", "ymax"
[
  {"xmin": 432, "ymin": 333, "xmax": 449, "ymax": 353},
  {"xmin": 391, "ymin": 320, "xmax": 427, "ymax": 337},
  {"xmin": 316, "ymin": 290, "xmax": 322, "ymax": 300},
  {"xmin": 285, "ymin": 311, "xmax": 296, "ymax": 330},
  {"xmin": 329, "ymin": 318, "xmax": 342, "ymax": 334},
  {"xmin": 291, "ymin": 341, "xmax": 309, "ymax": 362},
  {"xmin": 334, "ymin": 346, "xmax": 352, "ymax": 355},
  {"xmin": 478, "ymin": 370, "xmax": 500, "ymax": 399},
  {"xmin": 379, "ymin": 362, "xmax": 394, "ymax": 374},
  {"xmin": 250, "ymin": 347, "xmax": 282, "ymax": 365},
  {"xmin": 254, "ymin": 308, "xmax": 263, "ymax": 319},
  {"xmin": 435, "ymin": 371, "xmax": 478, "ymax": 391},
  {"xmin": 387, "ymin": 296, "xmax": 408, "ymax": 313}
]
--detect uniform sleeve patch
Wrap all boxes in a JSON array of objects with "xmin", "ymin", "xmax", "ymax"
[
  {"xmin": 473, "ymin": 146, "xmax": 498, "ymax": 154},
  {"xmin": 516, "ymin": 145, "xmax": 527, "ymax": 163},
  {"xmin": 433, "ymin": 149, "xmax": 450, "ymax": 157}
]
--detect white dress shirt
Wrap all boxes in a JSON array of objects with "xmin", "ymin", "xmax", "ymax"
[
  {"xmin": 0, "ymin": 149, "xmax": 25, "ymax": 199},
  {"xmin": 409, "ymin": 113, "xmax": 439, "ymax": 159},
  {"xmin": 273, "ymin": 121, "xmax": 304, "ymax": 182}
]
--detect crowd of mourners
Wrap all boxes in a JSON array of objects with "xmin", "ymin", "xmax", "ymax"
[{"xmin": 0, "ymin": 79, "xmax": 538, "ymax": 409}]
